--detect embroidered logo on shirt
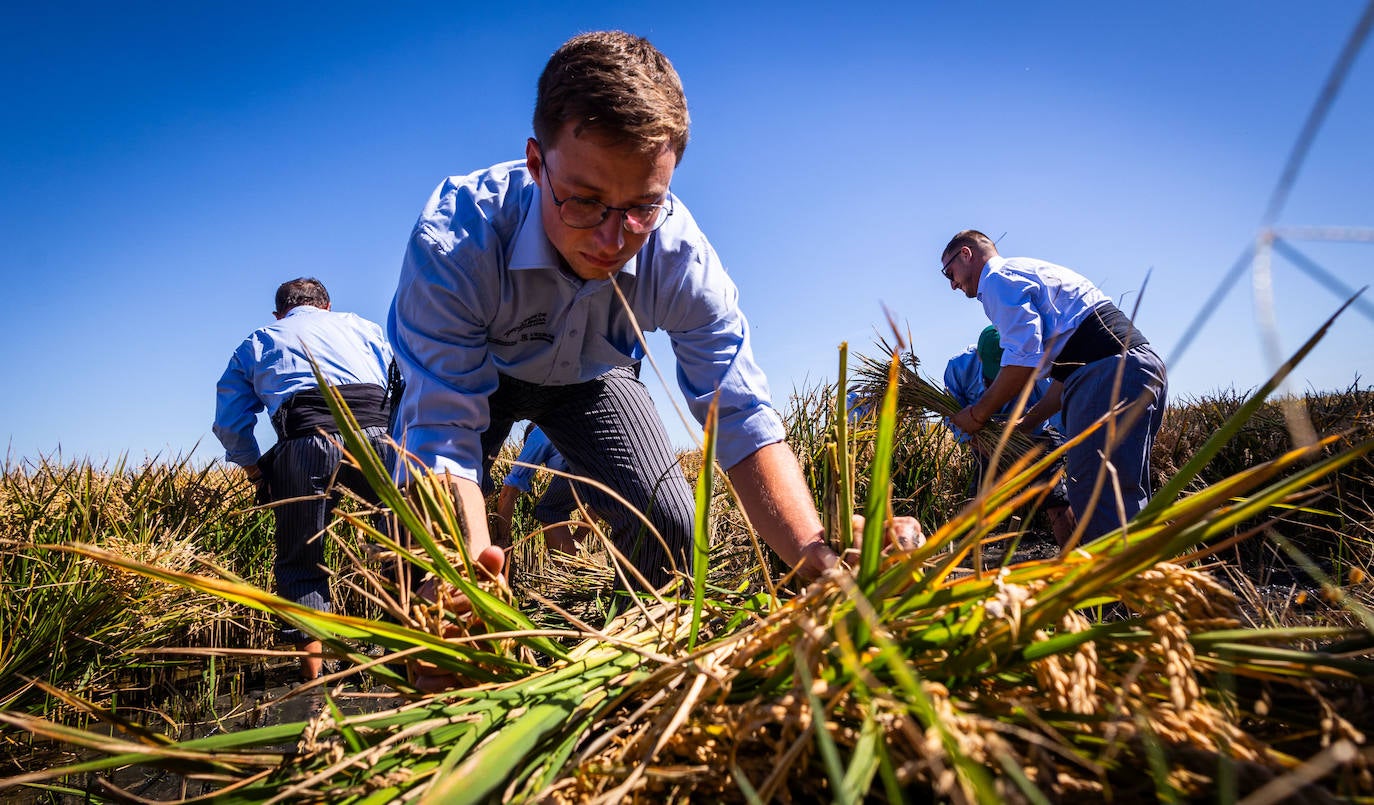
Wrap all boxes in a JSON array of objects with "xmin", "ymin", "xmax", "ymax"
[
  {"xmin": 488, "ymin": 313, "xmax": 554, "ymax": 347},
  {"xmin": 504, "ymin": 313, "xmax": 547, "ymax": 337}
]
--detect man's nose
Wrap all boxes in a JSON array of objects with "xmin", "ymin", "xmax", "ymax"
[{"xmin": 593, "ymin": 211, "xmax": 625, "ymax": 250}]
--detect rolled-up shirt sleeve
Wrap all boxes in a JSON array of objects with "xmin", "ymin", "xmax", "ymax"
[
  {"xmin": 659, "ymin": 239, "xmax": 785, "ymax": 471},
  {"xmin": 389, "ymin": 226, "xmax": 499, "ymax": 485},
  {"xmin": 979, "ymin": 269, "xmax": 1046, "ymax": 371}
]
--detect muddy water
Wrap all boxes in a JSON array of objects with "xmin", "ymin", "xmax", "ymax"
[{"xmin": 1, "ymin": 658, "xmax": 406, "ymax": 803}]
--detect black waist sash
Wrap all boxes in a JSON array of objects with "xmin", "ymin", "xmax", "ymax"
[
  {"xmin": 271, "ymin": 383, "xmax": 390, "ymax": 441},
  {"xmin": 1049, "ymin": 302, "xmax": 1149, "ymax": 383}
]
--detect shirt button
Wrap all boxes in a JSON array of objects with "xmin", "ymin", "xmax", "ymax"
[
  {"xmin": 560, "ymin": 361, "xmax": 570, "ymax": 368},
  {"xmin": 569, "ymin": 329, "xmax": 578, "ymax": 336}
]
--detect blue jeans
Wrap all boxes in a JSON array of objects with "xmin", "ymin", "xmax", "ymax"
[{"xmin": 1061, "ymin": 344, "xmax": 1167, "ymax": 541}]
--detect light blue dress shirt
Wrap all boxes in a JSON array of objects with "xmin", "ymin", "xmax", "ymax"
[
  {"xmin": 389, "ymin": 160, "xmax": 784, "ymax": 483},
  {"xmin": 502, "ymin": 426, "xmax": 568, "ymax": 493},
  {"xmin": 976, "ymin": 256, "xmax": 1109, "ymax": 375},
  {"xmin": 213, "ymin": 306, "xmax": 393, "ymax": 466},
  {"xmin": 943, "ymin": 347, "xmax": 985, "ymax": 410}
]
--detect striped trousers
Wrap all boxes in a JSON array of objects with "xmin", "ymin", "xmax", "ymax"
[
  {"xmin": 266, "ymin": 425, "xmax": 393, "ymax": 643},
  {"xmin": 482, "ymin": 366, "xmax": 694, "ymax": 592}
]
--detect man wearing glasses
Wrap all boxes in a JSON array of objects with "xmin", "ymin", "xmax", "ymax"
[
  {"xmin": 941, "ymin": 230, "xmax": 1167, "ymax": 543},
  {"xmin": 389, "ymin": 31, "xmax": 855, "ymax": 594}
]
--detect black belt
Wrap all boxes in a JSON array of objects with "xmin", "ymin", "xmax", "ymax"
[
  {"xmin": 1049, "ymin": 302, "xmax": 1149, "ymax": 383},
  {"xmin": 271, "ymin": 383, "xmax": 390, "ymax": 441}
]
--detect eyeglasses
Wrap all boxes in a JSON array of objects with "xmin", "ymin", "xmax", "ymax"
[
  {"xmin": 539, "ymin": 149, "xmax": 673, "ymax": 235},
  {"xmin": 941, "ymin": 248, "xmax": 962, "ymax": 280}
]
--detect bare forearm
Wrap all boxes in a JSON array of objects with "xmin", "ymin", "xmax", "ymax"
[
  {"xmin": 727, "ymin": 441, "xmax": 831, "ymax": 578},
  {"xmin": 439, "ymin": 475, "xmax": 495, "ymax": 556},
  {"xmin": 953, "ymin": 364, "xmax": 1038, "ymax": 435},
  {"xmin": 972, "ymin": 365, "xmax": 1037, "ymax": 422},
  {"xmin": 1020, "ymin": 380, "xmax": 1063, "ymax": 431},
  {"xmin": 493, "ymin": 485, "xmax": 519, "ymax": 546}
]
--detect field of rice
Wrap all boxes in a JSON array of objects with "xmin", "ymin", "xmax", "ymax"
[{"xmin": 1, "ymin": 331, "xmax": 1372, "ymax": 803}]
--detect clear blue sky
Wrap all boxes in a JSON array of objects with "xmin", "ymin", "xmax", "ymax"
[{"xmin": 2, "ymin": 2, "xmax": 1370, "ymax": 465}]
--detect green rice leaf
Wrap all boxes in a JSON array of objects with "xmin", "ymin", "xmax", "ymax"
[{"xmin": 689, "ymin": 392, "xmax": 720, "ymax": 651}]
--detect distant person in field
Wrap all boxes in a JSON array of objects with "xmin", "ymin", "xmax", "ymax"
[
  {"xmin": 945, "ymin": 326, "xmax": 1061, "ymax": 433},
  {"xmin": 213, "ymin": 277, "xmax": 396, "ymax": 681},
  {"xmin": 943, "ymin": 325, "xmax": 1075, "ymax": 546},
  {"xmin": 388, "ymin": 31, "xmax": 913, "ymax": 605},
  {"xmin": 940, "ymin": 230, "xmax": 1167, "ymax": 542},
  {"xmin": 492, "ymin": 425, "xmax": 594, "ymax": 557}
]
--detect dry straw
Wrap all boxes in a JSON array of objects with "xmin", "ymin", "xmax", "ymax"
[{"xmin": 3, "ymin": 315, "xmax": 1374, "ymax": 802}]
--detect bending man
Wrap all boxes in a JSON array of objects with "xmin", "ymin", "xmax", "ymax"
[
  {"xmin": 213, "ymin": 277, "xmax": 396, "ymax": 680},
  {"xmin": 389, "ymin": 32, "xmax": 864, "ymax": 593},
  {"xmin": 941, "ymin": 231, "xmax": 1167, "ymax": 542}
]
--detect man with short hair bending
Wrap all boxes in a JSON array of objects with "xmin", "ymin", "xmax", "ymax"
[
  {"xmin": 389, "ymin": 31, "xmax": 857, "ymax": 593},
  {"xmin": 213, "ymin": 277, "xmax": 395, "ymax": 680},
  {"xmin": 941, "ymin": 230, "xmax": 1168, "ymax": 542}
]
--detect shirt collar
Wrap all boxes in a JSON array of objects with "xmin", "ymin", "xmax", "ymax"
[
  {"xmin": 283, "ymin": 305, "xmax": 326, "ymax": 318},
  {"xmin": 976, "ymin": 256, "xmax": 1003, "ymax": 300},
  {"xmin": 507, "ymin": 183, "xmax": 641, "ymax": 279},
  {"xmin": 509, "ymin": 189, "xmax": 561, "ymax": 271}
]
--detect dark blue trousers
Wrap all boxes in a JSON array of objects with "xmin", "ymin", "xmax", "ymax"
[{"xmin": 1062, "ymin": 344, "xmax": 1168, "ymax": 540}]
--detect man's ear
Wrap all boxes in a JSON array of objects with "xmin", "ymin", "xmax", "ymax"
[{"xmin": 525, "ymin": 138, "xmax": 543, "ymax": 185}]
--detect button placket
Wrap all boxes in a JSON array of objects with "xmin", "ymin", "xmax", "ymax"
[{"xmin": 550, "ymin": 293, "xmax": 593, "ymax": 382}]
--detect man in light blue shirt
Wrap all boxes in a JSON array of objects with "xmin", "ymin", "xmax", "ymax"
[
  {"xmin": 943, "ymin": 325, "xmax": 1074, "ymax": 545},
  {"xmin": 390, "ymin": 32, "xmax": 857, "ymax": 595},
  {"xmin": 942, "ymin": 230, "xmax": 1167, "ymax": 544},
  {"xmin": 214, "ymin": 277, "xmax": 396, "ymax": 680}
]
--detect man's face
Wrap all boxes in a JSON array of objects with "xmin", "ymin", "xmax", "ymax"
[
  {"xmin": 526, "ymin": 126, "xmax": 677, "ymax": 282},
  {"xmin": 942, "ymin": 246, "xmax": 980, "ymax": 298}
]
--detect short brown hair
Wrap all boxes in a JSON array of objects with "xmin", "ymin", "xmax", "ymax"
[
  {"xmin": 942, "ymin": 229, "xmax": 997, "ymax": 261},
  {"xmin": 533, "ymin": 31, "xmax": 690, "ymax": 161},
  {"xmin": 275, "ymin": 277, "xmax": 329, "ymax": 314}
]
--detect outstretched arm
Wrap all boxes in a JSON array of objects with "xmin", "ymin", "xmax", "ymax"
[
  {"xmin": 726, "ymin": 441, "xmax": 836, "ymax": 581},
  {"xmin": 728, "ymin": 442, "xmax": 925, "ymax": 581},
  {"xmin": 951, "ymin": 364, "xmax": 1037, "ymax": 434},
  {"xmin": 441, "ymin": 475, "xmax": 497, "ymax": 559}
]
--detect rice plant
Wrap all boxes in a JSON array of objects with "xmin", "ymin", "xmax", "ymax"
[
  {"xmin": 2, "ymin": 315, "xmax": 1374, "ymax": 802},
  {"xmin": 0, "ymin": 454, "xmax": 275, "ymax": 723},
  {"xmin": 1153, "ymin": 381, "xmax": 1374, "ymax": 579}
]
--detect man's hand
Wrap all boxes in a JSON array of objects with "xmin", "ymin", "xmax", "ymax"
[
  {"xmin": 409, "ymin": 545, "xmax": 506, "ymax": 693},
  {"xmin": 1015, "ymin": 378, "xmax": 1063, "ymax": 434},
  {"xmin": 842, "ymin": 514, "xmax": 926, "ymax": 564},
  {"xmin": 795, "ymin": 541, "xmax": 840, "ymax": 582},
  {"xmin": 951, "ymin": 405, "xmax": 989, "ymax": 435},
  {"xmin": 243, "ymin": 463, "xmax": 269, "ymax": 505},
  {"xmin": 796, "ymin": 514, "xmax": 927, "ymax": 583}
]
